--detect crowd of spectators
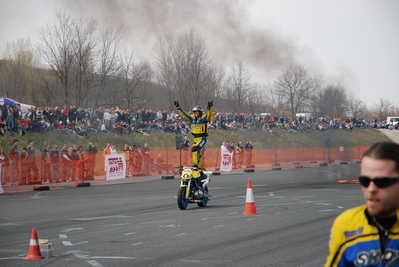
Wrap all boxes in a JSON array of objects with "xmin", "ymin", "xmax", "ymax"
[
  {"xmin": 0, "ymin": 138, "xmax": 168, "ymax": 185},
  {"xmin": 0, "ymin": 104, "xmax": 396, "ymax": 139}
]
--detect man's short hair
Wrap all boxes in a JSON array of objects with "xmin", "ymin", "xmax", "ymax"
[{"xmin": 363, "ymin": 141, "xmax": 399, "ymax": 173}]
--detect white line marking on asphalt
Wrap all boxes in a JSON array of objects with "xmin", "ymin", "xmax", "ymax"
[
  {"xmin": 125, "ymin": 232, "xmax": 137, "ymax": 236},
  {"xmin": 0, "ymin": 223, "xmax": 20, "ymax": 226},
  {"xmin": 62, "ymin": 228, "xmax": 84, "ymax": 232},
  {"xmin": 63, "ymin": 241, "xmax": 88, "ymax": 246},
  {"xmin": 59, "ymin": 234, "xmax": 67, "ymax": 238},
  {"xmin": 229, "ymin": 212, "xmax": 238, "ymax": 215},
  {"xmin": 71, "ymin": 215, "xmax": 131, "ymax": 221},
  {"xmin": 214, "ymin": 225, "xmax": 224, "ymax": 228},
  {"xmin": 91, "ymin": 256, "xmax": 137, "ymax": 259},
  {"xmin": 69, "ymin": 251, "xmax": 89, "ymax": 259},
  {"xmin": 87, "ymin": 260, "xmax": 103, "ymax": 266},
  {"xmin": 177, "ymin": 233, "xmax": 186, "ymax": 236},
  {"xmin": 201, "ymin": 218, "xmax": 208, "ymax": 220},
  {"xmin": 318, "ymin": 209, "xmax": 334, "ymax": 212},
  {"xmin": 337, "ymin": 206, "xmax": 344, "ymax": 209},
  {"xmin": 103, "ymin": 223, "xmax": 129, "ymax": 227},
  {"xmin": 31, "ymin": 192, "xmax": 43, "ymax": 199},
  {"xmin": 142, "ymin": 220, "xmax": 176, "ymax": 224},
  {"xmin": 132, "ymin": 242, "xmax": 143, "ymax": 246},
  {"xmin": 178, "ymin": 259, "xmax": 204, "ymax": 263},
  {"xmin": 316, "ymin": 203, "xmax": 331, "ymax": 206},
  {"xmin": 237, "ymin": 196, "xmax": 270, "ymax": 198},
  {"xmin": 177, "ymin": 259, "xmax": 229, "ymax": 264},
  {"xmin": 159, "ymin": 224, "xmax": 178, "ymax": 228},
  {"xmin": 268, "ymin": 192, "xmax": 274, "ymax": 196}
]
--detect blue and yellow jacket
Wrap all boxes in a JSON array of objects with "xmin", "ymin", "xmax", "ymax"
[
  {"xmin": 177, "ymin": 108, "xmax": 212, "ymax": 138},
  {"xmin": 325, "ymin": 205, "xmax": 399, "ymax": 267}
]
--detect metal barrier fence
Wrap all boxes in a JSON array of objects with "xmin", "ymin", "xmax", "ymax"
[{"xmin": 1, "ymin": 146, "xmax": 368, "ymax": 185}]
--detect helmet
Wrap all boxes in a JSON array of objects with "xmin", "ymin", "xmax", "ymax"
[{"xmin": 192, "ymin": 106, "xmax": 203, "ymax": 115}]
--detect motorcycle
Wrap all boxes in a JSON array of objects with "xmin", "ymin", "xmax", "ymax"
[{"xmin": 177, "ymin": 167, "xmax": 211, "ymax": 210}]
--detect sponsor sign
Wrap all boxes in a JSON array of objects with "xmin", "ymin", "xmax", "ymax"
[
  {"xmin": 105, "ymin": 154, "xmax": 126, "ymax": 180},
  {"xmin": 220, "ymin": 151, "xmax": 233, "ymax": 172}
]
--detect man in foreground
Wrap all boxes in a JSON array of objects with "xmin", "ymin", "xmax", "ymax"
[{"xmin": 324, "ymin": 141, "xmax": 399, "ymax": 266}]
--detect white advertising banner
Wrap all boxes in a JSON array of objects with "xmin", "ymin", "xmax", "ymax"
[
  {"xmin": 105, "ymin": 154, "xmax": 126, "ymax": 181},
  {"xmin": 220, "ymin": 151, "xmax": 233, "ymax": 172}
]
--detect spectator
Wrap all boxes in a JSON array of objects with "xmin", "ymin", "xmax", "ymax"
[
  {"xmin": 221, "ymin": 141, "xmax": 229, "ymax": 154},
  {"xmin": 12, "ymin": 106, "xmax": 20, "ymax": 132},
  {"xmin": 100, "ymin": 121, "xmax": 110, "ymax": 134},
  {"xmin": 50, "ymin": 145, "xmax": 61, "ymax": 183},
  {"xmin": 235, "ymin": 141, "xmax": 244, "ymax": 169},
  {"xmin": 60, "ymin": 143, "xmax": 68, "ymax": 182},
  {"xmin": 42, "ymin": 145, "xmax": 53, "ymax": 183},
  {"xmin": 110, "ymin": 143, "xmax": 117, "ymax": 154},
  {"xmin": 0, "ymin": 118, "xmax": 8, "ymax": 136},
  {"xmin": 103, "ymin": 109, "xmax": 111, "ymax": 130},
  {"xmin": 26, "ymin": 140, "xmax": 39, "ymax": 183},
  {"xmin": 244, "ymin": 140, "xmax": 253, "ymax": 167},
  {"xmin": 54, "ymin": 120, "xmax": 72, "ymax": 134},
  {"xmin": 62, "ymin": 147, "xmax": 76, "ymax": 181},
  {"xmin": 0, "ymin": 148, "xmax": 9, "ymax": 184},
  {"xmin": 86, "ymin": 140, "xmax": 98, "ymax": 177},
  {"xmin": 75, "ymin": 123, "xmax": 88, "ymax": 138},
  {"xmin": 141, "ymin": 142, "xmax": 152, "ymax": 175},
  {"xmin": 20, "ymin": 147, "xmax": 29, "ymax": 185}
]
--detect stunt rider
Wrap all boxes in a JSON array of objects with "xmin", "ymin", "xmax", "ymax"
[{"xmin": 174, "ymin": 100, "xmax": 213, "ymax": 179}]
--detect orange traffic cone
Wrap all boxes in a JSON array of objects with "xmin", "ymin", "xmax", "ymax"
[
  {"xmin": 23, "ymin": 227, "xmax": 45, "ymax": 260},
  {"xmin": 243, "ymin": 179, "xmax": 258, "ymax": 215}
]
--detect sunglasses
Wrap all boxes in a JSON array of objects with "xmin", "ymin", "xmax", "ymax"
[{"xmin": 359, "ymin": 176, "xmax": 399, "ymax": 188}]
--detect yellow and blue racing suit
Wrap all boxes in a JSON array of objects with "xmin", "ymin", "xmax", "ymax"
[
  {"xmin": 177, "ymin": 107, "xmax": 212, "ymax": 168},
  {"xmin": 325, "ymin": 205, "xmax": 399, "ymax": 267}
]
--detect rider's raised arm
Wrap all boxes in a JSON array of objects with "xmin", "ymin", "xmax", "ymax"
[
  {"xmin": 177, "ymin": 107, "xmax": 193, "ymax": 122},
  {"xmin": 206, "ymin": 107, "xmax": 213, "ymax": 122}
]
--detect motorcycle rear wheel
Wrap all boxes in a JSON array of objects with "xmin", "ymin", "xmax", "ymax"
[
  {"xmin": 197, "ymin": 186, "xmax": 209, "ymax": 207},
  {"xmin": 177, "ymin": 187, "xmax": 189, "ymax": 210}
]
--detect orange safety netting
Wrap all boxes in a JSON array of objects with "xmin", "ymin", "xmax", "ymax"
[{"xmin": 0, "ymin": 146, "xmax": 369, "ymax": 184}]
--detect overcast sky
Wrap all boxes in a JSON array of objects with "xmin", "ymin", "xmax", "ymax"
[{"xmin": 0, "ymin": 0, "xmax": 398, "ymax": 108}]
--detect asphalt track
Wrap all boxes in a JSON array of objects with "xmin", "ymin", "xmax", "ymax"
[{"xmin": 0, "ymin": 163, "xmax": 364, "ymax": 267}]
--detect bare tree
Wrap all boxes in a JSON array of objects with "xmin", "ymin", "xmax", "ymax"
[
  {"xmin": 154, "ymin": 29, "xmax": 220, "ymax": 109},
  {"xmin": 313, "ymin": 83, "xmax": 348, "ymax": 118},
  {"xmin": 116, "ymin": 51, "xmax": 153, "ymax": 110},
  {"xmin": 93, "ymin": 26, "xmax": 122, "ymax": 108},
  {"xmin": 265, "ymin": 83, "xmax": 286, "ymax": 117},
  {"xmin": 38, "ymin": 11, "xmax": 74, "ymax": 106},
  {"xmin": 0, "ymin": 38, "xmax": 39, "ymax": 101},
  {"xmin": 246, "ymin": 83, "xmax": 269, "ymax": 114},
  {"xmin": 274, "ymin": 64, "xmax": 321, "ymax": 118},
  {"xmin": 211, "ymin": 65, "xmax": 226, "ymax": 100},
  {"xmin": 225, "ymin": 60, "xmax": 252, "ymax": 113},
  {"xmin": 348, "ymin": 93, "xmax": 367, "ymax": 118},
  {"xmin": 38, "ymin": 11, "xmax": 99, "ymax": 107},
  {"xmin": 371, "ymin": 98, "xmax": 395, "ymax": 121},
  {"xmin": 70, "ymin": 16, "xmax": 97, "ymax": 107}
]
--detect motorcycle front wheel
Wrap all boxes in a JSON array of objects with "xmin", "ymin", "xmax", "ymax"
[
  {"xmin": 177, "ymin": 187, "xmax": 189, "ymax": 210},
  {"xmin": 197, "ymin": 186, "xmax": 209, "ymax": 207}
]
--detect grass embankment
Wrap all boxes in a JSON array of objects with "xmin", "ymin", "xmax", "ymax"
[{"xmin": 0, "ymin": 127, "xmax": 389, "ymax": 151}]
